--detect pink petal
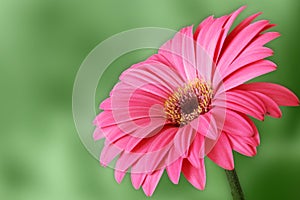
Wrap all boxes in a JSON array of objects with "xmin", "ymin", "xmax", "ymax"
[
  {"xmin": 194, "ymin": 16, "xmax": 214, "ymax": 39},
  {"xmin": 166, "ymin": 157, "xmax": 183, "ymax": 184},
  {"xmin": 217, "ymin": 20, "xmax": 271, "ymax": 75},
  {"xmin": 119, "ymin": 61, "xmax": 183, "ymax": 95},
  {"xmin": 217, "ymin": 60, "xmax": 276, "ymax": 92},
  {"xmin": 103, "ymin": 87, "xmax": 165, "ymax": 111},
  {"xmin": 225, "ymin": 12, "xmax": 262, "ymax": 44},
  {"xmin": 227, "ymin": 134, "xmax": 257, "ymax": 157},
  {"xmin": 215, "ymin": 6, "xmax": 247, "ymax": 61},
  {"xmin": 213, "ymin": 95, "xmax": 264, "ymax": 120},
  {"xmin": 221, "ymin": 109, "xmax": 255, "ymax": 137},
  {"xmin": 142, "ymin": 169, "xmax": 164, "ymax": 196},
  {"xmin": 115, "ymin": 170, "xmax": 126, "ymax": 184},
  {"xmin": 237, "ymin": 82, "xmax": 299, "ymax": 106},
  {"xmin": 222, "ymin": 47, "xmax": 274, "ymax": 79},
  {"xmin": 159, "ymin": 26, "xmax": 197, "ymax": 81},
  {"xmin": 115, "ymin": 151, "xmax": 141, "ymax": 173},
  {"xmin": 250, "ymin": 91, "xmax": 282, "ymax": 118},
  {"xmin": 174, "ymin": 125, "xmax": 196, "ymax": 157},
  {"xmin": 222, "ymin": 90, "xmax": 266, "ymax": 119},
  {"xmin": 207, "ymin": 133, "xmax": 234, "ymax": 170},
  {"xmin": 130, "ymin": 129, "xmax": 176, "ymax": 173},
  {"xmin": 100, "ymin": 143, "xmax": 123, "ymax": 167},
  {"xmin": 182, "ymin": 159, "xmax": 206, "ymax": 190},
  {"xmin": 187, "ymin": 133, "xmax": 205, "ymax": 167},
  {"xmin": 110, "ymin": 121, "xmax": 166, "ymax": 153},
  {"xmin": 131, "ymin": 173, "xmax": 146, "ymax": 189},
  {"xmin": 93, "ymin": 127, "xmax": 105, "ymax": 140},
  {"xmin": 131, "ymin": 126, "xmax": 177, "ymax": 153},
  {"xmin": 111, "ymin": 81, "xmax": 169, "ymax": 100},
  {"xmin": 190, "ymin": 112, "xmax": 218, "ymax": 140},
  {"xmin": 195, "ymin": 15, "xmax": 230, "ymax": 81}
]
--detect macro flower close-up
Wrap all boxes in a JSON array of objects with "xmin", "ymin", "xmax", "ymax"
[
  {"xmin": 2, "ymin": 1, "xmax": 300, "ymax": 200},
  {"xmin": 93, "ymin": 6, "xmax": 299, "ymax": 198}
]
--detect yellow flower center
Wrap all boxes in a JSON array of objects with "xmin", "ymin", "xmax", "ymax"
[{"xmin": 164, "ymin": 78, "xmax": 213, "ymax": 126}]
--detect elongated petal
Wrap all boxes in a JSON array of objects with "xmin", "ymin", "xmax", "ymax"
[
  {"xmin": 218, "ymin": 60, "xmax": 276, "ymax": 92},
  {"xmin": 142, "ymin": 170, "xmax": 164, "ymax": 196},
  {"xmin": 222, "ymin": 47, "xmax": 273, "ymax": 79},
  {"xmin": 93, "ymin": 127, "xmax": 105, "ymax": 140},
  {"xmin": 222, "ymin": 89, "xmax": 282, "ymax": 119},
  {"xmin": 115, "ymin": 170, "xmax": 126, "ymax": 183},
  {"xmin": 237, "ymin": 82, "xmax": 299, "ymax": 106},
  {"xmin": 182, "ymin": 159, "xmax": 206, "ymax": 190},
  {"xmin": 166, "ymin": 158, "xmax": 183, "ymax": 184},
  {"xmin": 131, "ymin": 173, "xmax": 146, "ymax": 189},
  {"xmin": 207, "ymin": 133, "xmax": 234, "ymax": 170},
  {"xmin": 100, "ymin": 143, "xmax": 123, "ymax": 167},
  {"xmin": 227, "ymin": 134, "xmax": 257, "ymax": 156},
  {"xmin": 221, "ymin": 109, "xmax": 255, "ymax": 137},
  {"xmin": 120, "ymin": 62, "xmax": 183, "ymax": 94},
  {"xmin": 159, "ymin": 26, "xmax": 197, "ymax": 81},
  {"xmin": 215, "ymin": 6, "xmax": 246, "ymax": 62},
  {"xmin": 190, "ymin": 112, "xmax": 218, "ymax": 139},
  {"xmin": 217, "ymin": 20, "xmax": 271, "ymax": 75},
  {"xmin": 187, "ymin": 133, "xmax": 204, "ymax": 167},
  {"xmin": 174, "ymin": 125, "xmax": 196, "ymax": 157}
]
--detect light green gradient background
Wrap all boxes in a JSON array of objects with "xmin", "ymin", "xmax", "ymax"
[{"xmin": 1, "ymin": 0, "xmax": 299, "ymax": 199}]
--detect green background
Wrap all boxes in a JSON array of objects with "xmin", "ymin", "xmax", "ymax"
[{"xmin": 1, "ymin": 0, "xmax": 299, "ymax": 199}]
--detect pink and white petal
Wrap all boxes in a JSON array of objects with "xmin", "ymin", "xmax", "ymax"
[
  {"xmin": 94, "ymin": 110, "xmax": 166, "ymax": 129},
  {"xmin": 237, "ymin": 82, "xmax": 300, "ymax": 106},
  {"xmin": 111, "ymin": 81, "xmax": 170, "ymax": 100},
  {"xmin": 166, "ymin": 157, "xmax": 183, "ymax": 184},
  {"xmin": 159, "ymin": 26, "xmax": 198, "ymax": 81},
  {"xmin": 100, "ymin": 143, "xmax": 123, "ymax": 167},
  {"xmin": 190, "ymin": 112, "xmax": 218, "ymax": 140},
  {"xmin": 142, "ymin": 169, "xmax": 164, "ymax": 197},
  {"xmin": 120, "ymin": 65, "xmax": 182, "ymax": 95},
  {"xmin": 182, "ymin": 159, "xmax": 206, "ymax": 190},
  {"xmin": 187, "ymin": 133, "xmax": 205, "ymax": 167},
  {"xmin": 174, "ymin": 125, "xmax": 196, "ymax": 157},
  {"xmin": 110, "ymin": 119, "xmax": 168, "ymax": 152},
  {"xmin": 105, "ymin": 86, "xmax": 166, "ymax": 111},
  {"xmin": 130, "ymin": 136, "xmax": 175, "ymax": 173},
  {"xmin": 115, "ymin": 151, "xmax": 142, "ymax": 173},
  {"xmin": 207, "ymin": 133, "xmax": 234, "ymax": 170},
  {"xmin": 131, "ymin": 126, "xmax": 177, "ymax": 153},
  {"xmin": 195, "ymin": 15, "xmax": 230, "ymax": 81},
  {"xmin": 93, "ymin": 127, "xmax": 105, "ymax": 140}
]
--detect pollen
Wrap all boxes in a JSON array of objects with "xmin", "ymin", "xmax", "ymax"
[{"xmin": 164, "ymin": 78, "xmax": 213, "ymax": 126}]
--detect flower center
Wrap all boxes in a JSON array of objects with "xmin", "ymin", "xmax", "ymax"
[{"xmin": 164, "ymin": 78, "xmax": 213, "ymax": 126}]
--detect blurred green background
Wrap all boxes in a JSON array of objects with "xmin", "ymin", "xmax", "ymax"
[{"xmin": 1, "ymin": 0, "xmax": 299, "ymax": 199}]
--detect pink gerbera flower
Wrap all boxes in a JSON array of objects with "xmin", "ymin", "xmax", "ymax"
[{"xmin": 94, "ymin": 6, "xmax": 299, "ymax": 196}]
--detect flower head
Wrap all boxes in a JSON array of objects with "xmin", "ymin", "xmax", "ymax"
[{"xmin": 94, "ymin": 6, "xmax": 299, "ymax": 196}]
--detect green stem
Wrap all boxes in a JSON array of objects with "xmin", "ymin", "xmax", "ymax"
[{"xmin": 225, "ymin": 169, "xmax": 245, "ymax": 200}]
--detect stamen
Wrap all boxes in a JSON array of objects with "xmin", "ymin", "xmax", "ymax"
[{"xmin": 164, "ymin": 78, "xmax": 213, "ymax": 126}]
